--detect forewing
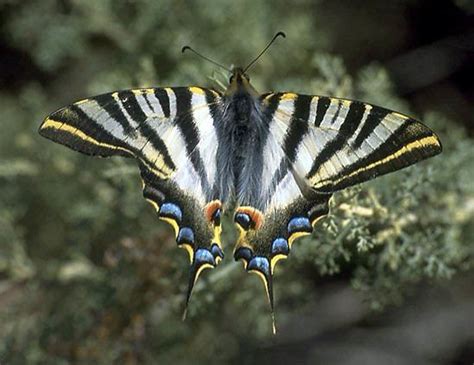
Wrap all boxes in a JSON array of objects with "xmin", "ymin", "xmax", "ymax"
[
  {"xmin": 39, "ymin": 86, "xmax": 225, "ymax": 309},
  {"xmin": 277, "ymin": 94, "xmax": 443, "ymax": 192}
]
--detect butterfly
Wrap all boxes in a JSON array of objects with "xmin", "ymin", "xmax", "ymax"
[{"xmin": 38, "ymin": 32, "xmax": 442, "ymax": 333}]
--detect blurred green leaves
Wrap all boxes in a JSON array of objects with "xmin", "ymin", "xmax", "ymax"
[{"xmin": 0, "ymin": 1, "xmax": 473, "ymax": 364}]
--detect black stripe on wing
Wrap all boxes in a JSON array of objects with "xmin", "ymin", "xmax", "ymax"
[
  {"xmin": 283, "ymin": 94, "xmax": 312, "ymax": 162},
  {"xmin": 154, "ymin": 89, "xmax": 170, "ymax": 118},
  {"xmin": 173, "ymin": 88, "xmax": 211, "ymax": 195},
  {"xmin": 94, "ymin": 92, "xmax": 137, "ymax": 137},
  {"xmin": 260, "ymin": 93, "xmax": 282, "ymax": 128},
  {"xmin": 352, "ymin": 106, "xmax": 390, "ymax": 149},
  {"xmin": 307, "ymin": 101, "xmax": 366, "ymax": 178},
  {"xmin": 314, "ymin": 96, "xmax": 331, "ymax": 126},
  {"xmin": 206, "ymin": 89, "xmax": 230, "ymax": 200},
  {"xmin": 267, "ymin": 94, "xmax": 313, "ymax": 199},
  {"xmin": 118, "ymin": 90, "xmax": 176, "ymax": 170}
]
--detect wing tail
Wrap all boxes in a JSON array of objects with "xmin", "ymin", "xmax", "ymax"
[{"xmin": 233, "ymin": 194, "xmax": 331, "ymax": 333}]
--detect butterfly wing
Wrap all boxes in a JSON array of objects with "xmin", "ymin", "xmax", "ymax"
[
  {"xmin": 39, "ymin": 87, "xmax": 225, "ymax": 311},
  {"xmin": 277, "ymin": 94, "xmax": 442, "ymax": 192},
  {"xmin": 233, "ymin": 92, "xmax": 442, "ymax": 331}
]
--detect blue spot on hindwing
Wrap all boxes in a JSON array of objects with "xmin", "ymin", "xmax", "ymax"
[
  {"xmin": 235, "ymin": 213, "xmax": 251, "ymax": 230},
  {"xmin": 287, "ymin": 217, "xmax": 312, "ymax": 235},
  {"xmin": 271, "ymin": 238, "xmax": 289, "ymax": 256},
  {"xmin": 194, "ymin": 248, "xmax": 215, "ymax": 266},
  {"xmin": 212, "ymin": 209, "xmax": 221, "ymax": 226},
  {"xmin": 159, "ymin": 202, "xmax": 183, "ymax": 222},
  {"xmin": 247, "ymin": 256, "xmax": 270, "ymax": 276},
  {"xmin": 177, "ymin": 227, "xmax": 194, "ymax": 245}
]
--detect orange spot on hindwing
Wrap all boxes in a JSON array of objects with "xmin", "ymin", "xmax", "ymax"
[
  {"xmin": 204, "ymin": 200, "xmax": 222, "ymax": 225},
  {"xmin": 234, "ymin": 206, "xmax": 264, "ymax": 230}
]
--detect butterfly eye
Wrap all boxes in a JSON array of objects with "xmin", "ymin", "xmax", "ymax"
[{"xmin": 229, "ymin": 75, "xmax": 234, "ymax": 83}]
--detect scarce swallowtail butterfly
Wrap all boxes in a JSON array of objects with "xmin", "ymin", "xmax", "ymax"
[{"xmin": 39, "ymin": 32, "xmax": 442, "ymax": 333}]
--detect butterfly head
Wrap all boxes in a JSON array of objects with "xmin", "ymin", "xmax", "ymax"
[
  {"xmin": 226, "ymin": 67, "xmax": 258, "ymax": 96},
  {"xmin": 229, "ymin": 67, "xmax": 250, "ymax": 84}
]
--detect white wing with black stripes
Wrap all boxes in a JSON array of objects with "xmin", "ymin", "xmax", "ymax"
[
  {"xmin": 39, "ymin": 86, "xmax": 225, "ymax": 312},
  {"xmin": 232, "ymin": 92, "xmax": 442, "ymax": 331},
  {"xmin": 295, "ymin": 96, "xmax": 441, "ymax": 191}
]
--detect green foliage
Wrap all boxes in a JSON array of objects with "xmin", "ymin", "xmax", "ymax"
[{"xmin": 0, "ymin": 1, "xmax": 473, "ymax": 364}]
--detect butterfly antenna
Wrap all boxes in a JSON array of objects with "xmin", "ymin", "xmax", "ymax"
[
  {"xmin": 243, "ymin": 31, "xmax": 286, "ymax": 73},
  {"xmin": 182, "ymin": 46, "xmax": 232, "ymax": 73}
]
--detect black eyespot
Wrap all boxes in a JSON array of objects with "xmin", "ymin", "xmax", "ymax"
[
  {"xmin": 229, "ymin": 75, "xmax": 234, "ymax": 83},
  {"xmin": 212, "ymin": 208, "xmax": 221, "ymax": 226},
  {"xmin": 234, "ymin": 247, "xmax": 253, "ymax": 263},
  {"xmin": 235, "ymin": 212, "xmax": 252, "ymax": 230}
]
